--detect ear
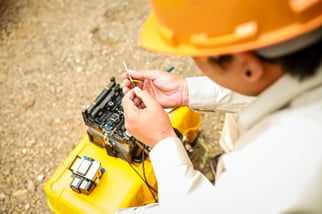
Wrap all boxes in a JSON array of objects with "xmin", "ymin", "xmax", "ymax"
[{"xmin": 233, "ymin": 52, "xmax": 264, "ymax": 82}]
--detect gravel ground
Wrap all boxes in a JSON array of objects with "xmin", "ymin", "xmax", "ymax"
[{"xmin": 0, "ymin": 1, "xmax": 224, "ymax": 213}]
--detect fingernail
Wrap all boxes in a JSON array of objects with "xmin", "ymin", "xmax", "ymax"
[{"xmin": 134, "ymin": 86, "xmax": 141, "ymax": 93}]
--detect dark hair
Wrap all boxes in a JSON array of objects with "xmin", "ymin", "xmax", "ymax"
[
  {"xmin": 207, "ymin": 38, "xmax": 321, "ymax": 80},
  {"xmin": 208, "ymin": 55, "xmax": 233, "ymax": 68},
  {"xmin": 256, "ymin": 39, "xmax": 322, "ymax": 80}
]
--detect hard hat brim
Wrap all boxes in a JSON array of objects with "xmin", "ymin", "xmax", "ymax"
[
  {"xmin": 140, "ymin": 12, "xmax": 322, "ymax": 57},
  {"xmin": 139, "ymin": 12, "xmax": 221, "ymax": 57}
]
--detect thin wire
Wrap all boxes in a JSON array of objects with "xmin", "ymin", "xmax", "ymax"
[
  {"xmin": 122, "ymin": 61, "xmax": 136, "ymax": 88},
  {"xmin": 106, "ymin": 121, "xmax": 158, "ymax": 202},
  {"xmin": 122, "ymin": 61, "xmax": 141, "ymax": 109},
  {"xmin": 126, "ymin": 157, "xmax": 158, "ymax": 202},
  {"xmin": 141, "ymin": 147, "xmax": 158, "ymax": 193}
]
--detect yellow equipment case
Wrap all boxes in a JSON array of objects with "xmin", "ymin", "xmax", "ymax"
[{"xmin": 44, "ymin": 77, "xmax": 201, "ymax": 214}]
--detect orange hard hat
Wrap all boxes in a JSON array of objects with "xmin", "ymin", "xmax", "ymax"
[{"xmin": 139, "ymin": 0, "xmax": 322, "ymax": 56}]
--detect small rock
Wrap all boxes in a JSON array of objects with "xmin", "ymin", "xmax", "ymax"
[
  {"xmin": 25, "ymin": 203, "xmax": 30, "ymax": 210},
  {"xmin": 0, "ymin": 193, "xmax": 6, "ymax": 202},
  {"xmin": 26, "ymin": 138, "xmax": 37, "ymax": 147},
  {"xmin": 27, "ymin": 180, "xmax": 35, "ymax": 192},
  {"xmin": 76, "ymin": 66, "xmax": 82, "ymax": 72},
  {"xmin": 54, "ymin": 118, "xmax": 60, "ymax": 123},
  {"xmin": 13, "ymin": 189, "xmax": 28, "ymax": 198},
  {"xmin": 23, "ymin": 99, "xmax": 36, "ymax": 108},
  {"xmin": 36, "ymin": 174, "xmax": 45, "ymax": 182}
]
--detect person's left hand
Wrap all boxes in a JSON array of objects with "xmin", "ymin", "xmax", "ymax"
[{"xmin": 122, "ymin": 87, "xmax": 177, "ymax": 147}]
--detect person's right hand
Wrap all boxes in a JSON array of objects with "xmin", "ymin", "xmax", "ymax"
[
  {"xmin": 122, "ymin": 87, "xmax": 177, "ymax": 147},
  {"xmin": 122, "ymin": 69, "xmax": 189, "ymax": 108}
]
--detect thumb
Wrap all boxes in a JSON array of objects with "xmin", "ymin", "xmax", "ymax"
[
  {"xmin": 134, "ymin": 87, "xmax": 157, "ymax": 108},
  {"xmin": 122, "ymin": 89, "xmax": 139, "ymax": 114}
]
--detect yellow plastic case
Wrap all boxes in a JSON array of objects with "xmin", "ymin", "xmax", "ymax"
[
  {"xmin": 167, "ymin": 106, "xmax": 201, "ymax": 144},
  {"xmin": 44, "ymin": 106, "xmax": 201, "ymax": 214}
]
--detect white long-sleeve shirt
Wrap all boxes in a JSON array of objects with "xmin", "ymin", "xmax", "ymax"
[
  {"xmin": 186, "ymin": 76, "xmax": 255, "ymax": 113},
  {"xmin": 117, "ymin": 67, "xmax": 322, "ymax": 213},
  {"xmin": 187, "ymin": 77, "xmax": 255, "ymax": 152}
]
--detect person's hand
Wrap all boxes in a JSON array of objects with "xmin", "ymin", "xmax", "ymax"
[
  {"xmin": 122, "ymin": 87, "xmax": 177, "ymax": 147},
  {"xmin": 122, "ymin": 69, "xmax": 188, "ymax": 108}
]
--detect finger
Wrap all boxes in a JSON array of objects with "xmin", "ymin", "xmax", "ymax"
[
  {"xmin": 122, "ymin": 87, "xmax": 130, "ymax": 94},
  {"xmin": 122, "ymin": 79, "xmax": 132, "ymax": 90},
  {"xmin": 133, "ymin": 79, "xmax": 144, "ymax": 89},
  {"xmin": 128, "ymin": 69, "xmax": 167, "ymax": 82},
  {"xmin": 122, "ymin": 89, "xmax": 139, "ymax": 117},
  {"xmin": 124, "ymin": 88, "xmax": 137, "ymax": 102},
  {"xmin": 133, "ymin": 87, "xmax": 158, "ymax": 108},
  {"xmin": 126, "ymin": 69, "xmax": 144, "ymax": 80},
  {"xmin": 122, "ymin": 71, "xmax": 129, "ymax": 79}
]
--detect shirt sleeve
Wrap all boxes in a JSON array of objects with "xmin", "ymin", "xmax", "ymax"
[
  {"xmin": 149, "ymin": 137, "xmax": 216, "ymax": 210},
  {"xmin": 187, "ymin": 76, "xmax": 255, "ymax": 112},
  {"xmin": 148, "ymin": 117, "xmax": 322, "ymax": 213}
]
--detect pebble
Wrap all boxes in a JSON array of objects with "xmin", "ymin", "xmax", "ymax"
[
  {"xmin": 0, "ymin": 193, "xmax": 6, "ymax": 202},
  {"xmin": 13, "ymin": 189, "xmax": 27, "ymax": 198},
  {"xmin": 23, "ymin": 99, "xmax": 36, "ymax": 108},
  {"xmin": 26, "ymin": 138, "xmax": 37, "ymax": 147},
  {"xmin": 25, "ymin": 203, "xmax": 30, "ymax": 210},
  {"xmin": 27, "ymin": 180, "xmax": 35, "ymax": 192},
  {"xmin": 37, "ymin": 174, "xmax": 45, "ymax": 182}
]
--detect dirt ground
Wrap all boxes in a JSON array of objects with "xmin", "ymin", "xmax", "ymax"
[{"xmin": 0, "ymin": 0, "xmax": 224, "ymax": 213}]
